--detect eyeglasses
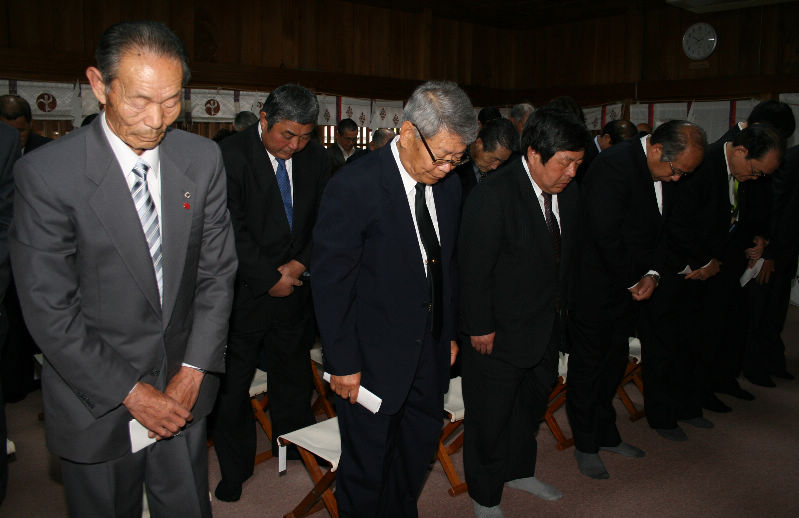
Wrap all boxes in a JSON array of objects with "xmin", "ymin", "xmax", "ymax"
[
  {"xmin": 747, "ymin": 159, "xmax": 766, "ymax": 178},
  {"xmin": 412, "ymin": 123, "xmax": 469, "ymax": 167},
  {"xmin": 668, "ymin": 161, "xmax": 692, "ymax": 176}
]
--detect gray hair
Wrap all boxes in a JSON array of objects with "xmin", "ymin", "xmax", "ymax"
[
  {"xmin": 95, "ymin": 21, "xmax": 190, "ymax": 89},
  {"xmin": 371, "ymin": 128, "xmax": 395, "ymax": 148},
  {"xmin": 651, "ymin": 120, "xmax": 707, "ymax": 162},
  {"xmin": 261, "ymin": 84, "xmax": 319, "ymax": 129},
  {"xmin": 402, "ymin": 81, "xmax": 478, "ymax": 145},
  {"xmin": 234, "ymin": 110, "xmax": 259, "ymax": 131},
  {"xmin": 510, "ymin": 103, "xmax": 534, "ymax": 122}
]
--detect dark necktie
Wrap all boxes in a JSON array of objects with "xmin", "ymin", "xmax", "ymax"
[
  {"xmin": 542, "ymin": 192, "xmax": 561, "ymax": 266},
  {"xmin": 130, "ymin": 159, "xmax": 163, "ymax": 305},
  {"xmin": 275, "ymin": 158, "xmax": 293, "ymax": 230},
  {"xmin": 478, "ymin": 171, "xmax": 487, "ymax": 183},
  {"xmin": 415, "ymin": 183, "xmax": 442, "ymax": 341}
]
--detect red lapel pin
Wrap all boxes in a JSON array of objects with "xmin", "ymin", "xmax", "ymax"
[{"xmin": 184, "ymin": 202, "xmax": 190, "ymax": 210}]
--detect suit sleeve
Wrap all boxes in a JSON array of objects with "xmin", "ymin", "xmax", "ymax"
[
  {"xmin": 311, "ymin": 174, "xmax": 366, "ymax": 376},
  {"xmin": 223, "ymin": 150, "xmax": 281, "ymax": 296},
  {"xmin": 458, "ymin": 184, "xmax": 501, "ymax": 336},
  {"xmin": 0, "ymin": 127, "xmax": 18, "ymax": 294},
  {"xmin": 9, "ymin": 160, "xmax": 140, "ymax": 418},
  {"xmin": 182, "ymin": 146, "xmax": 238, "ymax": 372},
  {"xmin": 294, "ymin": 149, "xmax": 331, "ymax": 270}
]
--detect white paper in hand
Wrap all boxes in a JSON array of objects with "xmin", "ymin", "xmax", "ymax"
[
  {"xmin": 129, "ymin": 419, "xmax": 157, "ymax": 453},
  {"xmin": 740, "ymin": 258, "xmax": 764, "ymax": 287},
  {"xmin": 323, "ymin": 372, "xmax": 382, "ymax": 413}
]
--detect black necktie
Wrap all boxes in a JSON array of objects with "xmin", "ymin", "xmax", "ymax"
[
  {"xmin": 478, "ymin": 171, "xmax": 487, "ymax": 183},
  {"xmin": 415, "ymin": 183, "xmax": 442, "ymax": 341},
  {"xmin": 542, "ymin": 192, "xmax": 561, "ymax": 266}
]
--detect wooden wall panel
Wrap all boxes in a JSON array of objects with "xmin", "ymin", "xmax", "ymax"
[{"xmin": 0, "ymin": 1, "xmax": 797, "ymax": 109}]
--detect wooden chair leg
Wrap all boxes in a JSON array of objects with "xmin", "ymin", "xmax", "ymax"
[
  {"xmin": 283, "ymin": 446, "xmax": 338, "ymax": 518},
  {"xmin": 616, "ymin": 384, "xmax": 645, "ymax": 421},
  {"xmin": 251, "ymin": 394, "xmax": 274, "ymax": 463},
  {"xmin": 310, "ymin": 359, "xmax": 336, "ymax": 419}
]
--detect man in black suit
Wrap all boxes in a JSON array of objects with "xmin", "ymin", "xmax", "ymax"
[
  {"xmin": 0, "ymin": 94, "xmax": 52, "ymax": 402},
  {"xmin": 0, "ymin": 120, "xmax": 19, "ymax": 505},
  {"xmin": 212, "ymin": 84, "xmax": 330, "ymax": 502},
  {"xmin": 509, "ymin": 103, "xmax": 534, "ymax": 135},
  {"xmin": 346, "ymin": 128, "xmax": 395, "ymax": 165},
  {"xmin": 10, "ymin": 22, "xmax": 238, "ymax": 516},
  {"xmin": 459, "ymin": 107, "xmax": 588, "ymax": 518},
  {"xmin": 0, "ymin": 95, "xmax": 52, "ymax": 155},
  {"xmin": 685, "ymin": 126, "xmax": 783, "ymax": 409},
  {"xmin": 567, "ymin": 120, "xmax": 706, "ymax": 479},
  {"xmin": 577, "ymin": 119, "xmax": 637, "ymax": 184},
  {"xmin": 327, "ymin": 118, "xmax": 359, "ymax": 173},
  {"xmin": 453, "ymin": 117, "xmax": 517, "ymax": 203},
  {"xmin": 313, "ymin": 81, "xmax": 474, "ymax": 518}
]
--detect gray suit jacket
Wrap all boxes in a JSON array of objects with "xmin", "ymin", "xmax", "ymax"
[{"xmin": 9, "ymin": 118, "xmax": 238, "ymax": 463}]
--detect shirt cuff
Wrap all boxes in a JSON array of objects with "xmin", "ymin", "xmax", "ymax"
[{"xmin": 181, "ymin": 363, "xmax": 207, "ymax": 373}]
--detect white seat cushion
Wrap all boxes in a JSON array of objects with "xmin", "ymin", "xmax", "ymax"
[
  {"xmin": 443, "ymin": 377, "xmax": 465, "ymax": 422},
  {"xmin": 249, "ymin": 369, "xmax": 268, "ymax": 398},
  {"xmin": 279, "ymin": 417, "xmax": 341, "ymax": 471}
]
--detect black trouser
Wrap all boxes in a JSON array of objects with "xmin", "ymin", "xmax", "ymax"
[
  {"xmin": 462, "ymin": 323, "xmax": 558, "ymax": 507},
  {"xmin": 335, "ymin": 330, "xmax": 443, "ymax": 518},
  {"xmin": 701, "ymin": 266, "xmax": 747, "ymax": 392},
  {"xmin": 566, "ymin": 312, "xmax": 633, "ymax": 453},
  {"xmin": 639, "ymin": 274, "xmax": 703, "ymax": 429},
  {"xmin": 213, "ymin": 280, "xmax": 315, "ymax": 486}
]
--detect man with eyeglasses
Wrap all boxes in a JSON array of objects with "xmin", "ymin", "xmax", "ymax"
[
  {"xmin": 459, "ymin": 106, "xmax": 588, "ymax": 518},
  {"xmin": 453, "ymin": 117, "xmax": 518, "ymax": 203},
  {"xmin": 668, "ymin": 124, "xmax": 784, "ymax": 420},
  {"xmin": 212, "ymin": 84, "xmax": 331, "ymax": 502},
  {"xmin": 567, "ymin": 120, "xmax": 706, "ymax": 479},
  {"xmin": 328, "ymin": 117, "xmax": 360, "ymax": 173},
  {"xmin": 312, "ymin": 81, "xmax": 475, "ymax": 517}
]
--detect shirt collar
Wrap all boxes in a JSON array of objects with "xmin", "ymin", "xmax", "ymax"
[
  {"xmin": 521, "ymin": 155, "xmax": 544, "ymax": 199},
  {"xmin": 594, "ymin": 135, "xmax": 602, "ymax": 153},
  {"xmin": 101, "ymin": 111, "xmax": 160, "ymax": 179},
  {"xmin": 390, "ymin": 135, "xmax": 421, "ymax": 197},
  {"xmin": 256, "ymin": 121, "xmax": 281, "ymax": 165},
  {"xmin": 723, "ymin": 141, "xmax": 733, "ymax": 180}
]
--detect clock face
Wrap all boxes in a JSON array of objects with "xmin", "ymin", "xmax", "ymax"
[{"xmin": 682, "ymin": 22, "xmax": 717, "ymax": 60}]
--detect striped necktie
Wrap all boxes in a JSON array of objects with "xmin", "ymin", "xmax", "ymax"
[{"xmin": 131, "ymin": 159, "xmax": 163, "ymax": 304}]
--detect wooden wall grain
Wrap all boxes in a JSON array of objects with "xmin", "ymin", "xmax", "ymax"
[{"xmin": 1, "ymin": 0, "xmax": 798, "ymax": 107}]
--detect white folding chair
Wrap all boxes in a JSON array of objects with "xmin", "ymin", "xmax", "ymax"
[
  {"xmin": 544, "ymin": 352, "xmax": 574, "ymax": 450},
  {"xmin": 617, "ymin": 337, "xmax": 645, "ymax": 421},
  {"xmin": 278, "ymin": 417, "xmax": 341, "ymax": 518},
  {"xmin": 249, "ymin": 368, "xmax": 274, "ymax": 464},
  {"xmin": 437, "ymin": 376, "xmax": 467, "ymax": 496}
]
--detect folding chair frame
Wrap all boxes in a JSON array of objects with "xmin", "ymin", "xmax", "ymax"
[
  {"xmin": 617, "ymin": 358, "xmax": 645, "ymax": 421},
  {"xmin": 279, "ymin": 437, "xmax": 339, "ymax": 518}
]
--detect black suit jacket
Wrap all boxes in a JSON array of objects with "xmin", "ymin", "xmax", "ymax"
[
  {"xmin": 574, "ymin": 138, "xmax": 675, "ymax": 322},
  {"xmin": 312, "ymin": 144, "xmax": 459, "ymax": 414},
  {"xmin": 327, "ymin": 144, "xmax": 346, "ymax": 173},
  {"xmin": 453, "ymin": 161, "xmax": 479, "ymax": 204},
  {"xmin": 23, "ymin": 132, "xmax": 52, "ymax": 155},
  {"xmin": 576, "ymin": 137, "xmax": 600, "ymax": 183},
  {"xmin": 459, "ymin": 157, "xmax": 578, "ymax": 366},
  {"xmin": 668, "ymin": 141, "xmax": 770, "ymax": 275},
  {"xmin": 221, "ymin": 124, "xmax": 330, "ymax": 298}
]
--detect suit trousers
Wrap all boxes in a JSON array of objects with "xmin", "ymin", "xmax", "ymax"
[
  {"xmin": 701, "ymin": 267, "xmax": 747, "ymax": 392},
  {"xmin": 462, "ymin": 324, "xmax": 558, "ymax": 507},
  {"xmin": 213, "ymin": 280, "xmax": 315, "ymax": 485},
  {"xmin": 334, "ymin": 330, "xmax": 443, "ymax": 518},
  {"xmin": 566, "ymin": 312, "xmax": 633, "ymax": 453},
  {"xmin": 639, "ymin": 275, "xmax": 703, "ymax": 429},
  {"xmin": 60, "ymin": 417, "xmax": 210, "ymax": 518}
]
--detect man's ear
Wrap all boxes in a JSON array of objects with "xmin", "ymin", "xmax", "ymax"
[{"xmin": 85, "ymin": 67, "xmax": 108, "ymax": 105}]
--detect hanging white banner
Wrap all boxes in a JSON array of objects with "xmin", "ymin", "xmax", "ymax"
[
  {"xmin": 583, "ymin": 106, "xmax": 602, "ymax": 131},
  {"xmin": 190, "ymin": 88, "xmax": 236, "ymax": 122},
  {"xmin": 629, "ymin": 104, "xmax": 649, "ymax": 126},
  {"xmin": 238, "ymin": 91, "xmax": 269, "ymax": 117},
  {"xmin": 16, "ymin": 80, "xmax": 79, "ymax": 120},
  {"xmin": 369, "ymin": 99, "xmax": 403, "ymax": 130},
  {"xmin": 317, "ymin": 95, "xmax": 337, "ymax": 126},
  {"xmin": 340, "ymin": 97, "xmax": 371, "ymax": 127},
  {"xmin": 604, "ymin": 103, "xmax": 623, "ymax": 123},
  {"xmin": 652, "ymin": 102, "xmax": 688, "ymax": 128},
  {"xmin": 778, "ymin": 94, "xmax": 799, "ymax": 148},
  {"xmin": 687, "ymin": 101, "xmax": 730, "ymax": 144}
]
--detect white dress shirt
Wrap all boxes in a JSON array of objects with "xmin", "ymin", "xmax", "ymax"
[
  {"xmin": 640, "ymin": 135, "xmax": 663, "ymax": 215},
  {"xmin": 258, "ymin": 122, "xmax": 294, "ymax": 202},
  {"xmin": 521, "ymin": 156, "xmax": 561, "ymax": 227},
  {"xmin": 101, "ymin": 112, "xmax": 162, "ymax": 233},
  {"xmin": 390, "ymin": 136, "xmax": 440, "ymax": 272}
]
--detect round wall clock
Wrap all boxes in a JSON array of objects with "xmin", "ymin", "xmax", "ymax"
[{"xmin": 682, "ymin": 22, "xmax": 718, "ymax": 61}]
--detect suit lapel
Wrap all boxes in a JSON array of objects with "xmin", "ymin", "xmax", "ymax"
[
  {"xmin": 515, "ymin": 161, "xmax": 552, "ymax": 253},
  {"xmin": 159, "ymin": 145, "xmax": 196, "ymax": 323},
  {"xmin": 380, "ymin": 147, "xmax": 427, "ymax": 286},
  {"xmin": 247, "ymin": 126, "xmax": 291, "ymax": 232},
  {"xmin": 86, "ymin": 125, "xmax": 161, "ymax": 315}
]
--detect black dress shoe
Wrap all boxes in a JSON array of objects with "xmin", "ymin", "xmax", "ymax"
[
  {"xmin": 715, "ymin": 382, "xmax": 755, "ymax": 401},
  {"xmin": 214, "ymin": 479, "xmax": 242, "ymax": 502},
  {"xmin": 771, "ymin": 369, "xmax": 795, "ymax": 380},
  {"xmin": 745, "ymin": 374, "xmax": 776, "ymax": 387},
  {"xmin": 702, "ymin": 394, "xmax": 732, "ymax": 413}
]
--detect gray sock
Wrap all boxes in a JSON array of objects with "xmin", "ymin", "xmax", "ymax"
[
  {"xmin": 599, "ymin": 441, "xmax": 645, "ymax": 457},
  {"xmin": 574, "ymin": 450, "xmax": 609, "ymax": 479},
  {"xmin": 507, "ymin": 477, "xmax": 563, "ymax": 501},
  {"xmin": 472, "ymin": 499, "xmax": 505, "ymax": 518},
  {"xmin": 655, "ymin": 426, "xmax": 688, "ymax": 441}
]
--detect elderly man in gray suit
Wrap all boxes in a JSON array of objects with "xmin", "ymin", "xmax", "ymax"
[{"xmin": 9, "ymin": 21, "xmax": 237, "ymax": 518}]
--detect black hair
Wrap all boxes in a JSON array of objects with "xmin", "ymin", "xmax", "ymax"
[{"xmin": 521, "ymin": 106, "xmax": 590, "ymax": 164}]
